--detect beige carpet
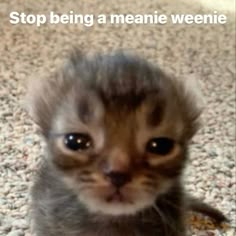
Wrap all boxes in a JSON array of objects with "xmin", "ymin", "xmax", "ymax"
[{"xmin": 0, "ymin": 0, "xmax": 235, "ymax": 235}]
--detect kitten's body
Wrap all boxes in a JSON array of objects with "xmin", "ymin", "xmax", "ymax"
[{"xmin": 29, "ymin": 50, "xmax": 226, "ymax": 236}]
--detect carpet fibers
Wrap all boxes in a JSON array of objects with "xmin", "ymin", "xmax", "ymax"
[{"xmin": 0, "ymin": 0, "xmax": 235, "ymax": 235}]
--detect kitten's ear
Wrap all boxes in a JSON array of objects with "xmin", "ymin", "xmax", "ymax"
[
  {"xmin": 184, "ymin": 75, "xmax": 205, "ymax": 115},
  {"xmin": 26, "ymin": 49, "xmax": 86, "ymax": 136},
  {"xmin": 178, "ymin": 74, "xmax": 205, "ymax": 138},
  {"xmin": 62, "ymin": 48, "xmax": 85, "ymax": 78},
  {"xmin": 26, "ymin": 72, "xmax": 68, "ymax": 136}
]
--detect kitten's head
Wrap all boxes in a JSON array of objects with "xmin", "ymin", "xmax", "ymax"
[{"xmin": 28, "ymin": 50, "xmax": 203, "ymax": 216}]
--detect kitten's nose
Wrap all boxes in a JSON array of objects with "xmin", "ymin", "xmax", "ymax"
[{"xmin": 105, "ymin": 171, "xmax": 131, "ymax": 188}]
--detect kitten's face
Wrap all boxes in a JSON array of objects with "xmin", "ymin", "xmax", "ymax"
[
  {"xmin": 29, "ymin": 50, "xmax": 202, "ymax": 216},
  {"xmin": 49, "ymin": 90, "xmax": 187, "ymax": 216}
]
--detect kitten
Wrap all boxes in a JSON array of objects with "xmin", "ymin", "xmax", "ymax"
[{"xmin": 28, "ymin": 50, "xmax": 227, "ymax": 236}]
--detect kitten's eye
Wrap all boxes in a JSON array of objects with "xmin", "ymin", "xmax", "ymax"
[
  {"xmin": 64, "ymin": 133, "xmax": 92, "ymax": 151},
  {"xmin": 146, "ymin": 137, "xmax": 174, "ymax": 155}
]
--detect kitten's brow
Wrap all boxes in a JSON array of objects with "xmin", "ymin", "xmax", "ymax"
[
  {"xmin": 147, "ymin": 102, "xmax": 165, "ymax": 127},
  {"xmin": 77, "ymin": 98, "xmax": 92, "ymax": 124}
]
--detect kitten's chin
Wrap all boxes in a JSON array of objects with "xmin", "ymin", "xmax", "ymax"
[
  {"xmin": 79, "ymin": 190, "xmax": 156, "ymax": 216},
  {"xmin": 77, "ymin": 184, "xmax": 170, "ymax": 216}
]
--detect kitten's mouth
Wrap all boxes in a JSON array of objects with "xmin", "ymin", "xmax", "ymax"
[
  {"xmin": 106, "ymin": 190, "xmax": 130, "ymax": 203},
  {"xmin": 78, "ymin": 185, "xmax": 156, "ymax": 216}
]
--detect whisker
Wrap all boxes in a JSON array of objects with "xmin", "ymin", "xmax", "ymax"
[
  {"xmin": 153, "ymin": 203, "xmax": 182, "ymax": 235},
  {"xmin": 162, "ymin": 198, "xmax": 183, "ymax": 211},
  {"xmin": 79, "ymin": 170, "xmax": 92, "ymax": 175},
  {"xmin": 152, "ymin": 204, "xmax": 169, "ymax": 235},
  {"xmin": 78, "ymin": 176, "xmax": 95, "ymax": 183},
  {"xmin": 77, "ymin": 185, "xmax": 94, "ymax": 192},
  {"xmin": 141, "ymin": 180, "xmax": 157, "ymax": 187}
]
